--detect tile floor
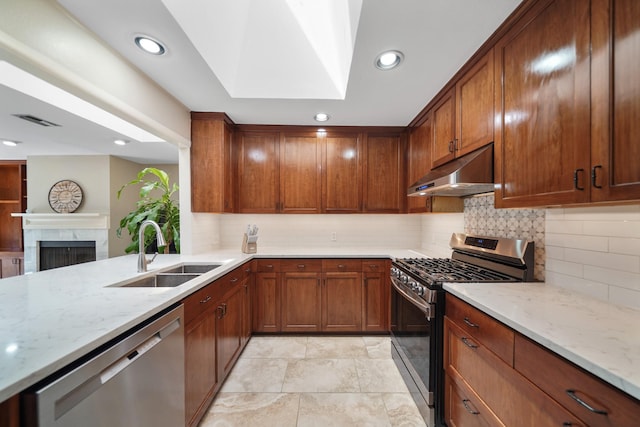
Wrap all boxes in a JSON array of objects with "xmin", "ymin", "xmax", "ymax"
[{"xmin": 199, "ymin": 335, "xmax": 427, "ymax": 427}]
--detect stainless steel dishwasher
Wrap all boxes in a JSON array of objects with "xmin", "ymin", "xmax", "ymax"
[{"xmin": 24, "ymin": 304, "xmax": 185, "ymax": 427}]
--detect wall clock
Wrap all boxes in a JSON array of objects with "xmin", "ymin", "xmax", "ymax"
[{"xmin": 48, "ymin": 180, "xmax": 83, "ymax": 213}]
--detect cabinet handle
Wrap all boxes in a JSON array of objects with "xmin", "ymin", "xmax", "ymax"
[
  {"xmin": 297, "ymin": 264, "xmax": 306, "ymax": 269},
  {"xmin": 216, "ymin": 305, "xmax": 224, "ymax": 319},
  {"xmin": 265, "ymin": 264, "xmax": 273, "ymax": 269},
  {"xmin": 453, "ymin": 138, "xmax": 459, "ymax": 151},
  {"xmin": 199, "ymin": 295, "xmax": 211, "ymax": 304},
  {"xmin": 230, "ymin": 277, "xmax": 239, "ymax": 283},
  {"xmin": 368, "ymin": 264, "xmax": 378, "ymax": 269},
  {"xmin": 573, "ymin": 168, "xmax": 585, "ymax": 191},
  {"xmin": 566, "ymin": 389, "xmax": 608, "ymax": 415},
  {"xmin": 463, "ymin": 317, "xmax": 479, "ymax": 328},
  {"xmin": 245, "ymin": 268, "xmax": 251, "ymax": 273},
  {"xmin": 222, "ymin": 303, "xmax": 227, "ymax": 317},
  {"xmin": 461, "ymin": 337, "xmax": 478, "ymax": 349},
  {"xmin": 448, "ymin": 140, "xmax": 455, "ymax": 153},
  {"xmin": 591, "ymin": 165, "xmax": 603, "ymax": 189},
  {"xmin": 462, "ymin": 399, "xmax": 479, "ymax": 415}
]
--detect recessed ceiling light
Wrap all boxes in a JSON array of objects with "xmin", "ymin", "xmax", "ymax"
[
  {"xmin": 314, "ymin": 113, "xmax": 330, "ymax": 122},
  {"xmin": 2, "ymin": 140, "xmax": 20, "ymax": 147},
  {"xmin": 375, "ymin": 50, "xmax": 404, "ymax": 70},
  {"xmin": 114, "ymin": 139, "xmax": 129, "ymax": 146},
  {"xmin": 134, "ymin": 35, "xmax": 166, "ymax": 55}
]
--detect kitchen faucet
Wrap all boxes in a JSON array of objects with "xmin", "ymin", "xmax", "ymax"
[{"xmin": 137, "ymin": 220, "xmax": 166, "ymax": 272}]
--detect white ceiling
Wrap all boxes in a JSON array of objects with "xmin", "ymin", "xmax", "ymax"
[{"xmin": 1, "ymin": 0, "xmax": 522, "ymax": 163}]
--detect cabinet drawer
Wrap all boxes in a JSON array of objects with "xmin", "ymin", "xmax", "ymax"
[
  {"xmin": 281, "ymin": 259, "xmax": 322, "ymax": 272},
  {"xmin": 445, "ymin": 373, "xmax": 503, "ymax": 427},
  {"xmin": 256, "ymin": 259, "xmax": 280, "ymax": 272},
  {"xmin": 322, "ymin": 258, "xmax": 361, "ymax": 272},
  {"xmin": 361, "ymin": 259, "xmax": 388, "ymax": 272},
  {"xmin": 446, "ymin": 294, "xmax": 514, "ymax": 364},
  {"xmin": 444, "ymin": 318, "xmax": 585, "ymax": 427},
  {"xmin": 183, "ymin": 282, "xmax": 219, "ymax": 325},
  {"xmin": 514, "ymin": 334, "xmax": 640, "ymax": 427}
]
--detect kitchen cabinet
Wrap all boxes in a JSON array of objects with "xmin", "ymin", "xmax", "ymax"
[
  {"xmin": 515, "ymin": 333, "xmax": 640, "ymax": 427},
  {"xmin": 280, "ymin": 259, "xmax": 322, "ymax": 332},
  {"xmin": 431, "ymin": 50, "xmax": 494, "ymax": 169},
  {"xmin": 0, "ymin": 161, "xmax": 26, "ymax": 253},
  {"xmin": 240, "ymin": 262, "xmax": 253, "ymax": 346},
  {"xmin": 493, "ymin": 0, "xmax": 592, "ymax": 207},
  {"xmin": 0, "ymin": 252, "xmax": 23, "ymax": 279},
  {"xmin": 362, "ymin": 133, "xmax": 404, "ymax": 213},
  {"xmin": 190, "ymin": 113, "xmax": 234, "ymax": 212},
  {"xmin": 253, "ymin": 259, "xmax": 281, "ymax": 332},
  {"xmin": 445, "ymin": 295, "xmax": 586, "ymax": 426},
  {"xmin": 0, "ymin": 395, "xmax": 19, "ymax": 427},
  {"xmin": 280, "ymin": 131, "xmax": 322, "ymax": 213},
  {"xmin": 590, "ymin": 0, "xmax": 640, "ymax": 202},
  {"xmin": 322, "ymin": 132, "xmax": 362, "ymax": 213},
  {"xmin": 362, "ymin": 259, "xmax": 390, "ymax": 332},
  {"xmin": 183, "ymin": 262, "xmax": 252, "ymax": 427},
  {"xmin": 321, "ymin": 259, "xmax": 362, "ymax": 332},
  {"xmin": 236, "ymin": 130, "xmax": 280, "ymax": 213},
  {"xmin": 184, "ymin": 284, "xmax": 219, "ymax": 427}
]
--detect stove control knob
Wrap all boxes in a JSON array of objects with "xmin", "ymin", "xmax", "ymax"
[
  {"xmin": 391, "ymin": 267, "xmax": 399, "ymax": 277},
  {"xmin": 408, "ymin": 281, "xmax": 418, "ymax": 291},
  {"xmin": 415, "ymin": 285, "xmax": 426, "ymax": 297},
  {"xmin": 399, "ymin": 274, "xmax": 408, "ymax": 283}
]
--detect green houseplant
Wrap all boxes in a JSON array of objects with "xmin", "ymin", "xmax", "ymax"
[{"xmin": 116, "ymin": 167, "xmax": 180, "ymax": 254}]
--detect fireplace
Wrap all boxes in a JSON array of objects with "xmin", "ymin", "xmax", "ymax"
[{"xmin": 38, "ymin": 240, "xmax": 97, "ymax": 271}]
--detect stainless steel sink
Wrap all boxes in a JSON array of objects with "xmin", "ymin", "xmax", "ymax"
[
  {"xmin": 109, "ymin": 263, "xmax": 222, "ymax": 288},
  {"xmin": 162, "ymin": 263, "xmax": 222, "ymax": 274},
  {"xmin": 117, "ymin": 273, "xmax": 201, "ymax": 288}
]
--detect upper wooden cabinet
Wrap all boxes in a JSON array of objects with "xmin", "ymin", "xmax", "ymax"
[
  {"xmin": 407, "ymin": 116, "xmax": 432, "ymax": 213},
  {"xmin": 590, "ymin": 0, "xmax": 640, "ymax": 202},
  {"xmin": 431, "ymin": 50, "xmax": 494, "ymax": 169},
  {"xmin": 322, "ymin": 132, "xmax": 362, "ymax": 213},
  {"xmin": 0, "ymin": 161, "xmax": 26, "ymax": 252},
  {"xmin": 191, "ymin": 113, "xmax": 234, "ymax": 213},
  {"xmin": 235, "ymin": 130, "xmax": 280, "ymax": 213},
  {"xmin": 280, "ymin": 132, "xmax": 322, "ymax": 213},
  {"xmin": 362, "ymin": 132, "xmax": 405, "ymax": 213}
]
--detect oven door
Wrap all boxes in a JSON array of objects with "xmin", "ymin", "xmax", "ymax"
[{"xmin": 390, "ymin": 276, "xmax": 443, "ymax": 427}]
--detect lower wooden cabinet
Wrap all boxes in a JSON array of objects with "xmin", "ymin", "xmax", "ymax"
[
  {"xmin": 183, "ymin": 262, "xmax": 252, "ymax": 427},
  {"xmin": 0, "ymin": 395, "xmax": 19, "ymax": 427},
  {"xmin": 281, "ymin": 260, "xmax": 322, "ymax": 332},
  {"xmin": 0, "ymin": 252, "xmax": 24, "ymax": 278},
  {"xmin": 445, "ymin": 294, "xmax": 640, "ymax": 427},
  {"xmin": 362, "ymin": 259, "xmax": 390, "ymax": 332},
  {"xmin": 253, "ymin": 264, "xmax": 281, "ymax": 332},
  {"xmin": 322, "ymin": 259, "xmax": 363, "ymax": 332}
]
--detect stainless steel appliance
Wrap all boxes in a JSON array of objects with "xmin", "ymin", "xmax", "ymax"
[
  {"xmin": 24, "ymin": 304, "xmax": 185, "ymax": 427},
  {"xmin": 390, "ymin": 233, "xmax": 534, "ymax": 426}
]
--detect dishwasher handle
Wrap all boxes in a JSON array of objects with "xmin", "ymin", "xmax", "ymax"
[{"xmin": 55, "ymin": 317, "xmax": 181, "ymax": 420}]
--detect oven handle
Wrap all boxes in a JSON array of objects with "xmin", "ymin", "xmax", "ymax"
[{"xmin": 391, "ymin": 277, "xmax": 434, "ymax": 320}]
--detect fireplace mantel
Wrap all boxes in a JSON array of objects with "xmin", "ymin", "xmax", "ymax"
[{"xmin": 11, "ymin": 213, "xmax": 109, "ymax": 229}]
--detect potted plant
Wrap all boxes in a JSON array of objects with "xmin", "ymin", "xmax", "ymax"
[{"xmin": 116, "ymin": 167, "xmax": 180, "ymax": 254}]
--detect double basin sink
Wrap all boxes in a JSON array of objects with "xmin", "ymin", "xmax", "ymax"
[{"xmin": 111, "ymin": 263, "xmax": 222, "ymax": 288}]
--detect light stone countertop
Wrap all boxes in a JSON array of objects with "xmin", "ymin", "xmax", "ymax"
[
  {"xmin": 444, "ymin": 282, "xmax": 640, "ymax": 401},
  {"xmin": 0, "ymin": 247, "xmax": 429, "ymax": 402}
]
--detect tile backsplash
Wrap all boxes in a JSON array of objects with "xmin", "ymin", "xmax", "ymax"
[
  {"xmin": 464, "ymin": 194, "xmax": 545, "ymax": 281},
  {"xmin": 545, "ymin": 204, "xmax": 640, "ymax": 310}
]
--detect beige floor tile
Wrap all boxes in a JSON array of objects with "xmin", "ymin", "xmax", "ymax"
[
  {"xmin": 305, "ymin": 336, "xmax": 369, "ymax": 358},
  {"xmin": 242, "ymin": 336, "xmax": 308, "ymax": 358},
  {"xmin": 282, "ymin": 358, "xmax": 360, "ymax": 392},
  {"xmin": 297, "ymin": 393, "xmax": 391, "ymax": 427},
  {"xmin": 356, "ymin": 359, "xmax": 410, "ymax": 393},
  {"xmin": 363, "ymin": 336, "xmax": 393, "ymax": 359},
  {"xmin": 200, "ymin": 392, "xmax": 300, "ymax": 427},
  {"xmin": 382, "ymin": 393, "xmax": 427, "ymax": 427},
  {"xmin": 220, "ymin": 358, "xmax": 288, "ymax": 392}
]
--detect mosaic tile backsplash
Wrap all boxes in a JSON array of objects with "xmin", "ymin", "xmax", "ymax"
[{"xmin": 464, "ymin": 193, "xmax": 545, "ymax": 281}]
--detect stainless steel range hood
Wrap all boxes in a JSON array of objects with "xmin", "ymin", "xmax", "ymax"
[{"xmin": 408, "ymin": 144, "xmax": 495, "ymax": 197}]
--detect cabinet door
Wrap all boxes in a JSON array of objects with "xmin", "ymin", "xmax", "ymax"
[
  {"xmin": 217, "ymin": 284, "xmax": 244, "ymax": 380},
  {"xmin": 190, "ymin": 114, "xmax": 233, "ymax": 212},
  {"xmin": 591, "ymin": 0, "xmax": 640, "ymax": 202},
  {"xmin": 362, "ymin": 270, "xmax": 390, "ymax": 332},
  {"xmin": 0, "ymin": 162, "xmax": 26, "ymax": 251},
  {"xmin": 236, "ymin": 131, "xmax": 280, "ymax": 213},
  {"xmin": 431, "ymin": 88, "xmax": 456, "ymax": 168},
  {"xmin": 322, "ymin": 272, "xmax": 362, "ymax": 332},
  {"xmin": 494, "ymin": 0, "xmax": 591, "ymax": 208},
  {"xmin": 281, "ymin": 272, "xmax": 322, "ymax": 332},
  {"xmin": 323, "ymin": 132, "xmax": 362, "ymax": 213},
  {"xmin": 280, "ymin": 132, "xmax": 321, "ymax": 213},
  {"xmin": 240, "ymin": 272, "xmax": 252, "ymax": 346},
  {"xmin": 407, "ymin": 117, "xmax": 432, "ymax": 213},
  {"xmin": 185, "ymin": 310, "xmax": 217, "ymax": 427},
  {"xmin": 456, "ymin": 49, "xmax": 494, "ymax": 157},
  {"xmin": 362, "ymin": 133, "xmax": 404, "ymax": 213},
  {"xmin": 253, "ymin": 272, "xmax": 281, "ymax": 332}
]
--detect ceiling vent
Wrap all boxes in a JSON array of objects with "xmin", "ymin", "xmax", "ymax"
[{"xmin": 13, "ymin": 114, "xmax": 61, "ymax": 127}]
